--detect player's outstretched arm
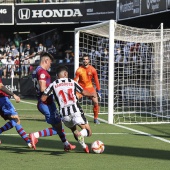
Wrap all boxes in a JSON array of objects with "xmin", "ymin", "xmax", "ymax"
[
  {"xmin": 0, "ymin": 84, "xmax": 20, "ymax": 103},
  {"xmin": 13, "ymin": 94, "xmax": 20, "ymax": 103}
]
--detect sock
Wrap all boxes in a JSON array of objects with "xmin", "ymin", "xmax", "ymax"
[
  {"xmin": 79, "ymin": 130, "xmax": 88, "ymax": 148},
  {"xmin": 93, "ymin": 104, "xmax": 99, "ymax": 119},
  {"xmin": 34, "ymin": 127, "xmax": 67, "ymax": 143},
  {"xmin": 15, "ymin": 123, "xmax": 31, "ymax": 144},
  {"xmin": 80, "ymin": 129, "xmax": 88, "ymax": 137},
  {"xmin": 63, "ymin": 140, "xmax": 69, "ymax": 146},
  {"xmin": 36, "ymin": 128, "xmax": 57, "ymax": 138},
  {"xmin": 82, "ymin": 143, "xmax": 87, "ymax": 148},
  {"xmin": 58, "ymin": 128, "xmax": 66, "ymax": 143},
  {"xmin": 0, "ymin": 121, "xmax": 13, "ymax": 134}
]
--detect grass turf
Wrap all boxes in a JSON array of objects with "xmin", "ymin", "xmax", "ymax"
[{"xmin": 0, "ymin": 99, "xmax": 170, "ymax": 170}]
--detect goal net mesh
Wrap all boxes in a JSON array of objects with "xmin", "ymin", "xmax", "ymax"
[{"xmin": 75, "ymin": 21, "xmax": 170, "ymax": 124}]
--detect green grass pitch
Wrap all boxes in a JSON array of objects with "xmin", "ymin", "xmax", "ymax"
[{"xmin": 0, "ymin": 99, "xmax": 170, "ymax": 170}]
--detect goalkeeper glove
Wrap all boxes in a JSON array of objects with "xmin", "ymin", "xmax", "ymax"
[{"xmin": 96, "ymin": 89, "xmax": 102, "ymax": 101}]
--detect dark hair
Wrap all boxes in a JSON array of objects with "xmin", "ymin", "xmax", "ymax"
[
  {"xmin": 83, "ymin": 54, "xmax": 90, "ymax": 59},
  {"xmin": 41, "ymin": 52, "xmax": 54, "ymax": 61},
  {"xmin": 56, "ymin": 65, "xmax": 68, "ymax": 76}
]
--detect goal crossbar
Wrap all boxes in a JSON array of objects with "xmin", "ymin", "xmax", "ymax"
[{"xmin": 74, "ymin": 20, "xmax": 170, "ymax": 124}]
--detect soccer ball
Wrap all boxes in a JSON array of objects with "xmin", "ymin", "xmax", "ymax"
[{"xmin": 91, "ymin": 140, "xmax": 105, "ymax": 154}]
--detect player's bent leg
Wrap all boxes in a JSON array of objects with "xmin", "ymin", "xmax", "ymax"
[
  {"xmin": 29, "ymin": 127, "xmax": 58, "ymax": 150},
  {"xmin": 2, "ymin": 113, "xmax": 32, "ymax": 148},
  {"xmin": 84, "ymin": 124, "xmax": 92, "ymax": 137},
  {"xmin": 55, "ymin": 116, "xmax": 76, "ymax": 152},
  {"xmin": 91, "ymin": 96, "xmax": 100, "ymax": 124},
  {"xmin": 9, "ymin": 119, "xmax": 32, "ymax": 148},
  {"xmin": 74, "ymin": 127, "xmax": 89, "ymax": 153},
  {"xmin": 70, "ymin": 126, "xmax": 78, "ymax": 141},
  {"xmin": 10, "ymin": 115, "xmax": 21, "ymax": 124},
  {"xmin": 74, "ymin": 129, "xmax": 84, "ymax": 145},
  {"xmin": 52, "ymin": 121, "xmax": 76, "ymax": 151},
  {"xmin": 0, "ymin": 121, "xmax": 14, "ymax": 134},
  {"xmin": 93, "ymin": 104, "xmax": 100, "ymax": 124}
]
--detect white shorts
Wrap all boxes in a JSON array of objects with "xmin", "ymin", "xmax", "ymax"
[{"xmin": 61, "ymin": 111, "xmax": 88, "ymax": 128}]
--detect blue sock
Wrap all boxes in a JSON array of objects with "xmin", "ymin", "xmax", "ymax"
[
  {"xmin": 38, "ymin": 128, "xmax": 57, "ymax": 137},
  {"xmin": 57, "ymin": 127, "xmax": 66, "ymax": 143},
  {"xmin": 0, "ymin": 121, "xmax": 13, "ymax": 134},
  {"xmin": 15, "ymin": 123, "xmax": 31, "ymax": 144}
]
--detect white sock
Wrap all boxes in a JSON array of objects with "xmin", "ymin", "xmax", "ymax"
[
  {"xmin": 80, "ymin": 129, "xmax": 88, "ymax": 137},
  {"xmin": 64, "ymin": 140, "xmax": 69, "ymax": 146},
  {"xmin": 78, "ymin": 139, "xmax": 86, "ymax": 148},
  {"xmin": 34, "ymin": 132, "xmax": 40, "ymax": 138},
  {"xmin": 82, "ymin": 143, "xmax": 86, "ymax": 148}
]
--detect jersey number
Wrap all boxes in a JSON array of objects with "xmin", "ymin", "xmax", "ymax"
[{"xmin": 58, "ymin": 89, "xmax": 75, "ymax": 104}]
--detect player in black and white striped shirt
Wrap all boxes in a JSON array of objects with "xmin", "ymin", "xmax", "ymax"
[{"xmin": 41, "ymin": 66, "xmax": 97, "ymax": 153}]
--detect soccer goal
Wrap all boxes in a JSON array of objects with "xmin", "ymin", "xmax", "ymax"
[{"xmin": 74, "ymin": 20, "xmax": 170, "ymax": 124}]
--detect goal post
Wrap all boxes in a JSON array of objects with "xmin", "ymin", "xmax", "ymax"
[
  {"xmin": 74, "ymin": 20, "xmax": 114, "ymax": 124},
  {"xmin": 74, "ymin": 20, "xmax": 170, "ymax": 124}
]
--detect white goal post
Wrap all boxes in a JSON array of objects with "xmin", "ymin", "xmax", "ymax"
[{"xmin": 74, "ymin": 20, "xmax": 170, "ymax": 124}]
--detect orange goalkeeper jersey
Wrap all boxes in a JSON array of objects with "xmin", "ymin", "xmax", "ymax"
[{"xmin": 74, "ymin": 65, "xmax": 100, "ymax": 90}]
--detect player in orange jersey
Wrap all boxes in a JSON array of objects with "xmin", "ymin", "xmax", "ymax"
[{"xmin": 74, "ymin": 55, "xmax": 101, "ymax": 124}]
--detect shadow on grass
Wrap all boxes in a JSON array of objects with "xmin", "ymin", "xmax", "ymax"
[
  {"xmin": 0, "ymin": 135, "xmax": 74, "ymax": 156},
  {"xmin": 0, "ymin": 135, "xmax": 170, "ymax": 160}
]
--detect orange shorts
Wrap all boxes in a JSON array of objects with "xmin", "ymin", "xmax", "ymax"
[{"xmin": 76, "ymin": 87, "xmax": 96, "ymax": 99}]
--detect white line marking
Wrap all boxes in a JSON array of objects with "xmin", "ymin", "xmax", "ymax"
[
  {"xmin": 17, "ymin": 109, "xmax": 37, "ymax": 111},
  {"xmin": 0, "ymin": 133, "xmax": 131, "ymax": 136},
  {"xmin": 19, "ymin": 100, "xmax": 170, "ymax": 144},
  {"xmin": 20, "ymin": 100, "xmax": 37, "ymax": 105},
  {"xmin": 87, "ymin": 114, "xmax": 170, "ymax": 144}
]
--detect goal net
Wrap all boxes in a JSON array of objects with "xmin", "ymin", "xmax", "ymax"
[{"xmin": 74, "ymin": 20, "xmax": 170, "ymax": 124}]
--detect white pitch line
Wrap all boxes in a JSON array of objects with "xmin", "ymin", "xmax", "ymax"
[
  {"xmin": 86, "ymin": 114, "xmax": 170, "ymax": 144},
  {"xmin": 17, "ymin": 109, "xmax": 37, "ymax": 111},
  {"xmin": 19, "ymin": 100, "xmax": 170, "ymax": 144},
  {"xmin": 20, "ymin": 100, "xmax": 37, "ymax": 105},
  {"xmin": 0, "ymin": 133, "xmax": 131, "ymax": 136}
]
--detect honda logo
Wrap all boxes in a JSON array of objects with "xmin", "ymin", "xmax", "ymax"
[{"xmin": 18, "ymin": 8, "xmax": 30, "ymax": 20}]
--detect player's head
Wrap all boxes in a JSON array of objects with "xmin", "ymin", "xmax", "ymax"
[
  {"xmin": 56, "ymin": 65, "xmax": 68, "ymax": 78},
  {"xmin": 40, "ymin": 52, "xmax": 54, "ymax": 70},
  {"xmin": 40, "ymin": 52, "xmax": 54, "ymax": 62},
  {"xmin": 82, "ymin": 54, "xmax": 90, "ymax": 66}
]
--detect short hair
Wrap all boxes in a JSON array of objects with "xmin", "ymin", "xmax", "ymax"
[
  {"xmin": 83, "ymin": 54, "xmax": 90, "ymax": 60},
  {"xmin": 40, "ymin": 52, "xmax": 54, "ymax": 62},
  {"xmin": 56, "ymin": 65, "xmax": 68, "ymax": 76}
]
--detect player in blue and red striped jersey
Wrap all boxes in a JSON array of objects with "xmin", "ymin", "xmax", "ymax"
[
  {"xmin": 29, "ymin": 52, "xmax": 75, "ymax": 151},
  {"xmin": 0, "ymin": 78, "xmax": 32, "ymax": 148}
]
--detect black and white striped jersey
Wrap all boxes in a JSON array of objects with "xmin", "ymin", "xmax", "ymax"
[{"xmin": 43, "ymin": 78, "xmax": 84, "ymax": 116}]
